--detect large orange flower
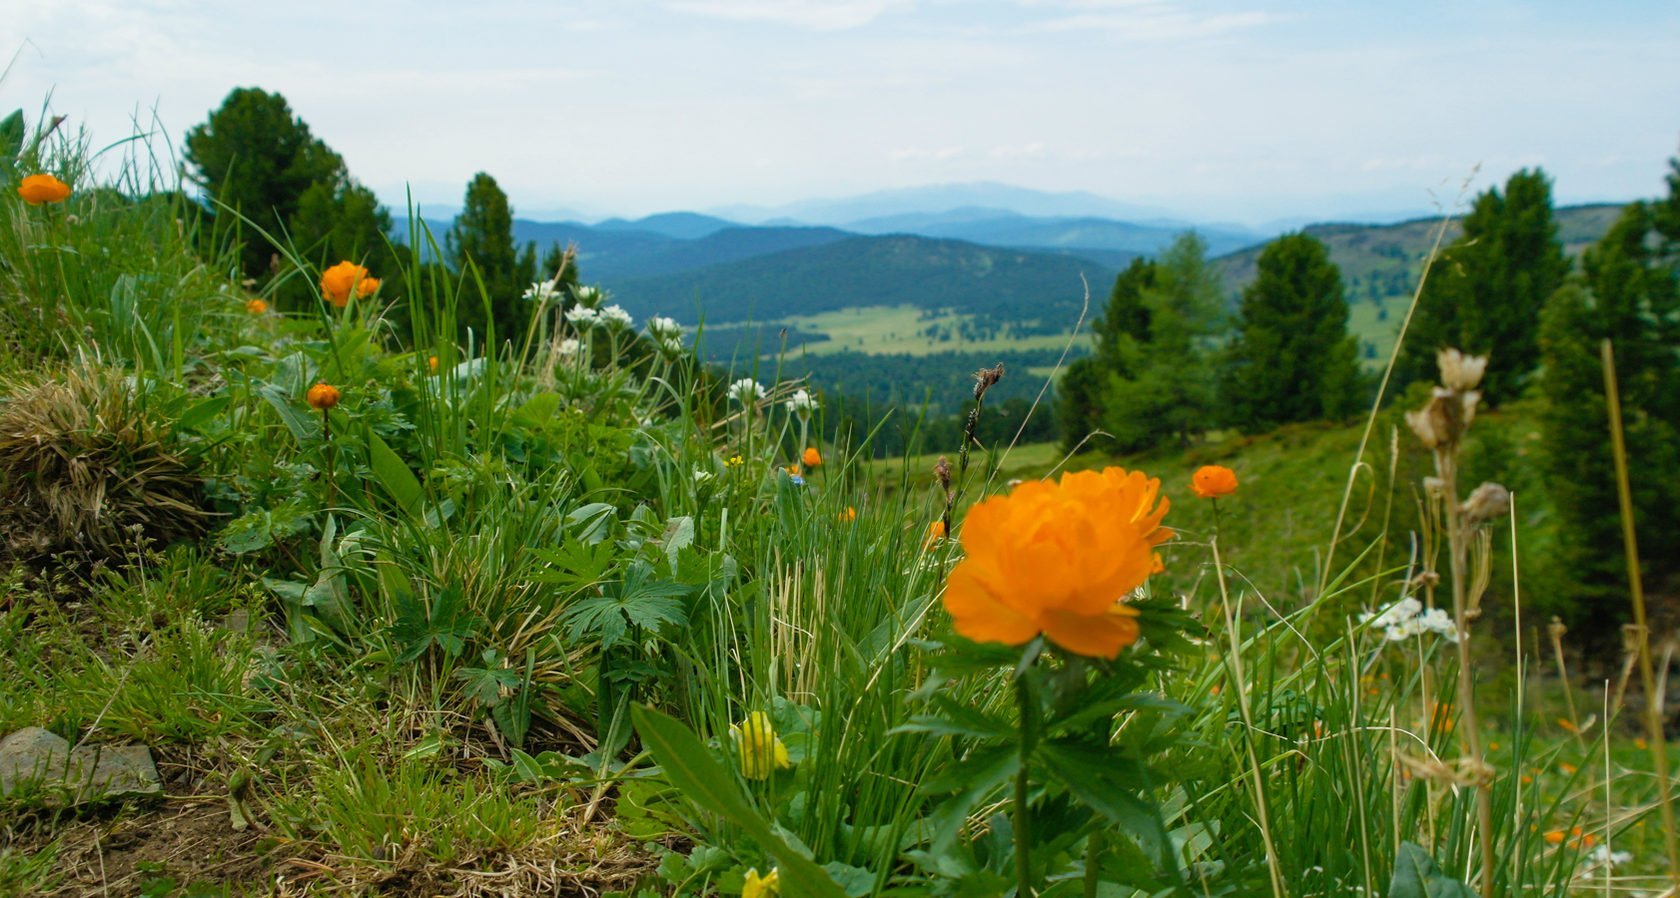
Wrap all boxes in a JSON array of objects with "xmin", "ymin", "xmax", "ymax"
[
  {"xmin": 17, "ymin": 174, "xmax": 72, "ymax": 205},
  {"xmin": 944, "ymin": 467, "xmax": 1169, "ymax": 659},
  {"xmin": 1191, "ymin": 464, "xmax": 1238, "ymax": 498},
  {"xmin": 320, "ymin": 261, "xmax": 379, "ymax": 307}
]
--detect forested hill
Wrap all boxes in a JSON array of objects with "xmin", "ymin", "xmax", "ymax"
[{"xmin": 607, "ymin": 234, "xmax": 1115, "ymax": 325}]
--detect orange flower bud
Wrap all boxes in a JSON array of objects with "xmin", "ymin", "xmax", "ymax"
[
  {"xmin": 307, "ymin": 382, "xmax": 341, "ymax": 410},
  {"xmin": 320, "ymin": 261, "xmax": 379, "ymax": 307},
  {"xmin": 803, "ymin": 446, "xmax": 822, "ymax": 467},
  {"xmin": 924, "ymin": 519, "xmax": 946, "ymax": 550},
  {"xmin": 17, "ymin": 173, "xmax": 72, "ymax": 205},
  {"xmin": 1191, "ymin": 465, "xmax": 1238, "ymax": 498},
  {"xmin": 245, "ymin": 298, "xmax": 268, "ymax": 315},
  {"xmin": 838, "ymin": 506, "xmax": 857, "ymax": 522},
  {"xmin": 427, "ymin": 355, "xmax": 440, "ymax": 374}
]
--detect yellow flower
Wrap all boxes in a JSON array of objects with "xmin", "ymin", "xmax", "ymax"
[
  {"xmin": 943, "ymin": 467, "xmax": 1170, "ymax": 659},
  {"xmin": 320, "ymin": 261, "xmax": 379, "ymax": 307},
  {"xmin": 1191, "ymin": 464, "xmax": 1238, "ymax": 499},
  {"xmin": 727, "ymin": 454, "xmax": 745, "ymax": 468},
  {"xmin": 838, "ymin": 506, "xmax": 857, "ymax": 522},
  {"xmin": 743, "ymin": 867, "xmax": 780, "ymax": 898},
  {"xmin": 306, "ymin": 382, "xmax": 341, "ymax": 411},
  {"xmin": 17, "ymin": 173, "xmax": 72, "ymax": 205},
  {"xmin": 924, "ymin": 519, "xmax": 947, "ymax": 550},
  {"xmin": 803, "ymin": 446, "xmax": 822, "ymax": 467},
  {"xmin": 731, "ymin": 711, "xmax": 791, "ymax": 781},
  {"xmin": 245, "ymin": 298, "xmax": 269, "ymax": 315}
]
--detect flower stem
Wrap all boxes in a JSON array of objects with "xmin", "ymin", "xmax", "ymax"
[
  {"xmin": 1438, "ymin": 453, "xmax": 1494, "ymax": 898},
  {"xmin": 1015, "ymin": 670, "xmax": 1037, "ymax": 897}
]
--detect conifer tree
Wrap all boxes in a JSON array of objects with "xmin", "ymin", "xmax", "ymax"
[
  {"xmin": 1539, "ymin": 198, "xmax": 1680, "ymax": 654},
  {"xmin": 448, "ymin": 172, "xmax": 537, "ymax": 345},
  {"xmin": 185, "ymin": 88, "xmax": 344, "ymax": 277},
  {"xmin": 1399, "ymin": 169, "xmax": 1569, "ymax": 403},
  {"xmin": 1220, "ymin": 232, "xmax": 1362, "ymax": 432}
]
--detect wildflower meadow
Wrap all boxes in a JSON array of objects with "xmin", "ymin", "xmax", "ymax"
[{"xmin": 2, "ymin": 98, "xmax": 1679, "ymax": 898}]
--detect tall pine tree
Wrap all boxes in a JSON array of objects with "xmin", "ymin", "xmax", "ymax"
[
  {"xmin": 1400, "ymin": 169, "xmax": 1569, "ymax": 403},
  {"xmin": 184, "ymin": 88, "xmax": 344, "ymax": 278},
  {"xmin": 1539, "ymin": 197, "xmax": 1680, "ymax": 655},
  {"xmin": 1220, "ymin": 232, "xmax": 1362, "ymax": 432},
  {"xmin": 448, "ymin": 172, "xmax": 538, "ymax": 346}
]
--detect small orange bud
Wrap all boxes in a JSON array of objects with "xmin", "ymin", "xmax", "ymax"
[
  {"xmin": 1543, "ymin": 830, "xmax": 1565, "ymax": 845},
  {"xmin": 245, "ymin": 298, "xmax": 268, "ymax": 315},
  {"xmin": 838, "ymin": 506, "xmax": 857, "ymax": 522},
  {"xmin": 307, "ymin": 382, "xmax": 340, "ymax": 410},
  {"xmin": 1191, "ymin": 465, "xmax": 1238, "ymax": 498},
  {"xmin": 428, "ymin": 355, "xmax": 440, "ymax": 373},
  {"xmin": 924, "ymin": 519, "xmax": 947, "ymax": 550},
  {"xmin": 803, "ymin": 446, "xmax": 822, "ymax": 467},
  {"xmin": 18, "ymin": 173, "xmax": 72, "ymax": 205}
]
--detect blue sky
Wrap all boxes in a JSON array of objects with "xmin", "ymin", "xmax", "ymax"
[{"xmin": 11, "ymin": 0, "xmax": 1680, "ymax": 225}]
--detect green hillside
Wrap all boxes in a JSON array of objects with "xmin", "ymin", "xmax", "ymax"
[
  {"xmin": 610, "ymin": 234, "xmax": 1114, "ymax": 327},
  {"xmin": 1213, "ymin": 203, "xmax": 1624, "ymax": 362}
]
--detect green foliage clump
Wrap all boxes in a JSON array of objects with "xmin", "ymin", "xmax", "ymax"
[
  {"xmin": 1220, "ymin": 232, "xmax": 1363, "ymax": 432},
  {"xmin": 1400, "ymin": 168, "xmax": 1571, "ymax": 403}
]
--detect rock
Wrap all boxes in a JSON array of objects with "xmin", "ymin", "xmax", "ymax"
[
  {"xmin": 0, "ymin": 727, "xmax": 161, "ymax": 803},
  {"xmin": 71, "ymin": 743, "xmax": 162, "ymax": 801},
  {"xmin": 0, "ymin": 727, "xmax": 70, "ymax": 797}
]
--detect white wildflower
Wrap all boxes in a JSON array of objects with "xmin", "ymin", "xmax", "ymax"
[
  {"xmin": 785, "ymin": 389, "xmax": 817, "ymax": 419},
  {"xmin": 522, "ymin": 281, "xmax": 560, "ymax": 303},
  {"xmin": 693, "ymin": 468, "xmax": 714, "ymax": 485},
  {"xmin": 566, "ymin": 306, "xmax": 599, "ymax": 328},
  {"xmin": 573, "ymin": 285, "xmax": 601, "ymax": 306},
  {"xmin": 1359, "ymin": 597, "xmax": 1421, "ymax": 630},
  {"xmin": 661, "ymin": 336, "xmax": 685, "ymax": 355},
  {"xmin": 599, "ymin": 304, "xmax": 634, "ymax": 329},
  {"xmin": 647, "ymin": 316, "xmax": 682, "ymax": 337},
  {"xmin": 1416, "ymin": 607, "xmax": 1459, "ymax": 643},
  {"xmin": 729, "ymin": 378, "xmax": 763, "ymax": 405},
  {"xmin": 557, "ymin": 338, "xmax": 582, "ymax": 357},
  {"xmin": 1583, "ymin": 844, "xmax": 1632, "ymax": 870}
]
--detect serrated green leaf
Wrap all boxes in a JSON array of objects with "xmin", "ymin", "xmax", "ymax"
[{"xmin": 1388, "ymin": 842, "xmax": 1476, "ymax": 898}]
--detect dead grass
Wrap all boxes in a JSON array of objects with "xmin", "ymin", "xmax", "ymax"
[{"xmin": 0, "ymin": 363, "xmax": 210, "ymax": 564}]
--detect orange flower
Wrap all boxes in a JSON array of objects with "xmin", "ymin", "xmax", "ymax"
[
  {"xmin": 785, "ymin": 463, "xmax": 801, "ymax": 477},
  {"xmin": 427, "ymin": 355, "xmax": 440, "ymax": 374},
  {"xmin": 803, "ymin": 446, "xmax": 822, "ymax": 468},
  {"xmin": 943, "ymin": 467, "xmax": 1170, "ymax": 659},
  {"xmin": 245, "ymin": 298, "xmax": 268, "ymax": 315},
  {"xmin": 320, "ymin": 261, "xmax": 379, "ymax": 307},
  {"xmin": 924, "ymin": 519, "xmax": 947, "ymax": 550},
  {"xmin": 838, "ymin": 506, "xmax": 857, "ymax": 522},
  {"xmin": 17, "ymin": 173, "xmax": 72, "ymax": 205},
  {"xmin": 1191, "ymin": 465, "xmax": 1238, "ymax": 499},
  {"xmin": 306, "ymin": 382, "xmax": 340, "ymax": 410},
  {"xmin": 1543, "ymin": 830, "xmax": 1565, "ymax": 845}
]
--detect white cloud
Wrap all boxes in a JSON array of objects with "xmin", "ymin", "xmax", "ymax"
[
  {"xmin": 665, "ymin": 0, "xmax": 914, "ymax": 30},
  {"xmin": 891, "ymin": 146, "xmax": 965, "ymax": 162}
]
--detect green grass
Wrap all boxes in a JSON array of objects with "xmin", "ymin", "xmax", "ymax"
[
  {"xmin": 2, "ymin": 103, "xmax": 1671, "ymax": 898},
  {"xmin": 775, "ymin": 305, "xmax": 1078, "ymax": 357}
]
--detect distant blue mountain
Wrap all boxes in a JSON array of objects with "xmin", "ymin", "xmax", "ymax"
[
  {"xmin": 708, "ymin": 181, "xmax": 1175, "ymax": 226},
  {"xmin": 844, "ymin": 207, "xmax": 1265, "ymax": 258},
  {"xmin": 592, "ymin": 211, "xmax": 739, "ymax": 240}
]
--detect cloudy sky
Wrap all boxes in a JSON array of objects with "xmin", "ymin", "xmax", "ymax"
[{"xmin": 10, "ymin": 0, "xmax": 1679, "ymax": 225}]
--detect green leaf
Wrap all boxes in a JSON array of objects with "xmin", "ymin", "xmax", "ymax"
[
  {"xmin": 630, "ymin": 705, "xmax": 848, "ymax": 898},
  {"xmin": 568, "ymin": 502, "xmax": 618, "ymax": 545},
  {"xmin": 1037, "ymin": 742, "xmax": 1170, "ymax": 869},
  {"xmin": 1388, "ymin": 842, "xmax": 1476, "ymax": 898},
  {"xmin": 257, "ymin": 382, "xmax": 318, "ymax": 444},
  {"xmin": 0, "ymin": 110, "xmax": 25, "ymax": 162},
  {"xmin": 368, "ymin": 431, "xmax": 425, "ymax": 517},
  {"xmin": 178, "ymin": 395, "xmax": 230, "ymax": 433}
]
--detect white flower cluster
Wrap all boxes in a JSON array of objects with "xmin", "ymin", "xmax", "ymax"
[
  {"xmin": 522, "ymin": 281, "xmax": 560, "ymax": 304},
  {"xmin": 573, "ymin": 285, "xmax": 601, "ymax": 306},
  {"xmin": 1584, "ymin": 844, "xmax": 1631, "ymax": 871},
  {"xmin": 785, "ymin": 388, "xmax": 817, "ymax": 419},
  {"xmin": 729, "ymin": 378, "xmax": 763, "ymax": 405},
  {"xmin": 598, "ymin": 304, "xmax": 633, "ymax": 328},
  {"xmin": 557, "ymin": 337, "xmax": 582, "ymax": 357},
  {"xmin": 647, "ymin": 316, "xmax": 681, "ymax": 337},
  {"xmin": 565, "ymin": 303, "xmax": 634, "ymax": 330},
  {"xmin": 1358, "ymin": 597, "xmax": 1458, "ymax": 643}
]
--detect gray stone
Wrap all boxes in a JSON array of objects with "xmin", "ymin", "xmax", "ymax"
[
  {"xmin": 0, "ymin": 727, "xmax": 71, "ymax": 797},
  {"xmin": 0, "ymin": 727, "xmax": 161, "ymax": 803}
]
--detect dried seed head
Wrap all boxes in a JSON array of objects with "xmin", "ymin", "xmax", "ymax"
[
  {"xmin": 1422, "ymin": 476, "xmax": 1446, "ymax": 497},
  {"xmin": 1547, "ymin": 616, "xmax": 1568, "ymax": 642},
  {"xmin": 1436, "ymin": 348, "xmax": 1489, "ymax": 393},
  {"xmin": 1407, "ymin": 387, "xmax": 1478, "ymax": 450},
  {"xmin": 973, "ymin": 363, "xmax": 1005, "ymax": 400},
  {"xmin": 933, "ymin": 456, "xmax": 952, "ymax": 492},
  {"xmin": 1460, "ymin": 481, "xmax": 1511, "ymax": 527},
  {"xmin": 1411, "ymin": 570, "xmax": 1441, "ymax": 591}
]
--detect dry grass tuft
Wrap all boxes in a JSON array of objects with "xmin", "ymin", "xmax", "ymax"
[{"xmin": 0, "ymin": 363, "xmax": 209, "ymax": 564}]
